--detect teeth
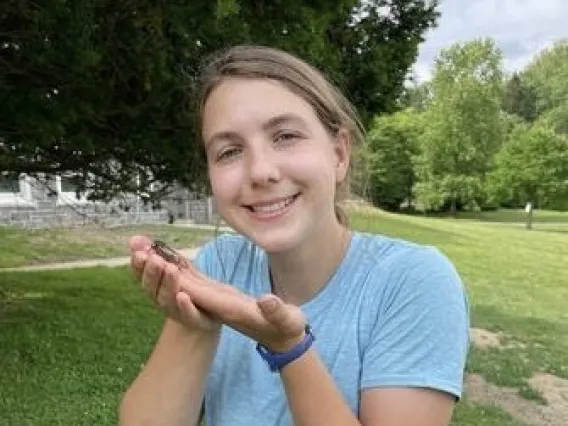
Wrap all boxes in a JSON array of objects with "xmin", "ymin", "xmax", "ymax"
[{"xmin": 251, "ymin": 197, "xmax": 294, "ymax": 213}]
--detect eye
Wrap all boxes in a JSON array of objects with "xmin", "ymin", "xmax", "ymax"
[
  {"xmin": 216, "ymin": 146, "xmax": 242, "ymax": 162},
  {"xmin": 274, "ymin": 131, "xmax": 301, "ymax": 145}
]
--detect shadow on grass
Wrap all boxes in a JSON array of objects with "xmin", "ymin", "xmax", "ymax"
[
  {"xmin": 0, "ymin": 267, "xmax": 161, "ymax": 327},
  {"xmin": 0, "ymin": 267, "xmax": 166, "ymax": 425}
]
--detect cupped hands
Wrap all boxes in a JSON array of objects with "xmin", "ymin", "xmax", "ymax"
[{"xmin": 128, "ymin": 235, "xmax": 307, "ymax": 352}]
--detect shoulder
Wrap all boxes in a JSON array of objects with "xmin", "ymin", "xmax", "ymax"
[
  {"xmin": 354, "ymin": 231, "xmax": 457, "ymax": 269},
  {"xmin": 354, "ymin": 231, "xmax": 465, "ymax": 291},
  {"xmin": 351, "ymin": 231, "xmax": 469, "ymax": 324}
]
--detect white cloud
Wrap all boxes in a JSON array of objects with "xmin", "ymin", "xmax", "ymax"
[{"xmin": 413, "ymin": 0, "xmax": 568, "ymax": 82}]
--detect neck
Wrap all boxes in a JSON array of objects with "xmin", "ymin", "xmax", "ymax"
[{"xmin": 267, "ymin": 216, "xmax": 352, "ymax": 306}]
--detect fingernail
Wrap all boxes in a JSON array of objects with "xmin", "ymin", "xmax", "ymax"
[{"xmin": 262, "ymin": 297, "xmax": 278, "ymax": 313}]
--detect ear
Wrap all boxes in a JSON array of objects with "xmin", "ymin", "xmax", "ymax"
[{"xmin": 333, "ymin": 128, "xmax": 351, "ymax": 184}]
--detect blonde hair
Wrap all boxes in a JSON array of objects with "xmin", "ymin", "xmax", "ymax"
[{"xmin": 195, "ymin": 45, "xmax": 366, "ymax": 226}]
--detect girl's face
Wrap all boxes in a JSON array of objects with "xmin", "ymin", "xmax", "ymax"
[{"xmin": 201, "ymin": 77, "xmax": 350, "ymax": 254}]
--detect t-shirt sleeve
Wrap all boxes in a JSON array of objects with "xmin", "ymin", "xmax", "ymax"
[{"xmin": 360, "ymin": 245, "xmax": 470, "ymax": 400}]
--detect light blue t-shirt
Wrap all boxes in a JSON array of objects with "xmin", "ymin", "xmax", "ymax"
[{"xmin": 193, "ymin": 231, "xmax": 470, "ymax": 426}]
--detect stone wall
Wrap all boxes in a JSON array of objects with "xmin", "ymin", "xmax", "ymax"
[{"xmin": 0, "ymin": 203, "xmax": 169, "ymax": 229}]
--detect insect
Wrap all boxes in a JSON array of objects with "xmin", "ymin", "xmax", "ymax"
[
  {"xmin": 148, "ymin": 239, "xmax": 215, "ymax": 317},
  {"xmin": 150, "ymin": 240, "xmax": 191, "ymax": 269}
]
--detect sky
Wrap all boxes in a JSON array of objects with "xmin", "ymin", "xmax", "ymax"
[{"xmin": 413, "ymin": 0, "xmax": 568, "ymax": 82}]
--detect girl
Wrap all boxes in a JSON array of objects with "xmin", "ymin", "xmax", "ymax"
[{"xmin": 121, "ymin": 45, "xmax": 470, "ymax": 426}]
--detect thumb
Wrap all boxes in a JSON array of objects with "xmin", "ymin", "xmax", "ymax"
[{"xmin": 257, "ymin": 294, "xmax": 305, "ymax": 336}]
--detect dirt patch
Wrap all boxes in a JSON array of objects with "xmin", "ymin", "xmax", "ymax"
[
  {"xmin": 529, "ymin": 374, "xmax": 568, "ymax": 417},
  {"xmin": 465, "ymin": 373, "xmax": 568, "ymax": 425},
  {"xmin": 470, "ymin": 327, "xmax": 503, "ymax": 349}
]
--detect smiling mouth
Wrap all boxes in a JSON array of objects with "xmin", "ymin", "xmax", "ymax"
[{"xmin": 245, "ymin": 193, "xmax": 300, "ymax": 216}]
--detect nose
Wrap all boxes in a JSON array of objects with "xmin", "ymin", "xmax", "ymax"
[{"xmin": 246, "ymin": 142, "xmax": 281, "ymax": 187}]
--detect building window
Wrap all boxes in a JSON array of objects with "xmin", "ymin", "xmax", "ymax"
[
  {"xmin": 61, "ymin": 176, "xmax": 79, "ymax": 193},
  {"xmin": 56, "ymin": 175, "xmax": 88, "ymax": 205},
  {"xmin": 0, "ymin": 175, "xmax": 19, "ymax": 193}
]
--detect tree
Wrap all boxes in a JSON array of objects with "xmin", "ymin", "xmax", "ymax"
[
  {"xmin": 0, "ymin": 0, "xmax": 441, "ymax": 203},
  {"xmin": 398, "ymin": 80, "xmax": 432, "ymax": 112},
  {"xmin": 367, "ymin": 109, "xmax": 423, "ymax": 211},
  {"xmin": 413, "ymin": 38, "xmax": 505, "ymax": 214},
  {"xmin": 1, "ymin": 1, "xmax": 214, "ymax": 203},
  {"xmin": 522, "ymin": 39, "xmax": 568, "ymax": 116},
  {"xmin": 502, "ymin": 72, "xmax": 537, "ymax": 122},
  {"xmin": 330, "ymin": 0, "xmax": 441, "ymax": 123},
  {"xmin": 488, "ymin": 122, "xmax": 568, "ymax": 211},
  {"xmin": 537, "ymin": 102, "xmax": 568, "ymax": 136}
]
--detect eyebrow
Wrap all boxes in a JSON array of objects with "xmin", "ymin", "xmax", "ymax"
[
  {"xmin": 261, "ymin": 113, "xmax": 309, "ymax": 132},
  {"xmin": 205, "ymin": 130, "xmax": 241, "ymax": 151},
  {"xmin": 205, "ymin": 113, "xmax": 309, "ymax": 150}
]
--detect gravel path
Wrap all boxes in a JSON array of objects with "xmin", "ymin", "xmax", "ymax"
[{"xmin": 0, "ymin": 247, "xmax": 200, "ymax": 272}]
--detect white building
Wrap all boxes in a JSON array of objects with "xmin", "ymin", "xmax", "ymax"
[{"xmin": 0, "ymin": 173, "xmax": 216, "ymax": 228}]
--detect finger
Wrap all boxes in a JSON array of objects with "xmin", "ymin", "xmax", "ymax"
[
  {"xmin": 176, "ymin": 292, "xmax": 198, "ymax": 321},
  {"xmin": 141, "ymin": 253, "xmax": 167, "ymax": 299},
  {"xmin": 155, "ymin": 262, "xmax": 182, "ymax": 309},
  {"xmin": 181, "ymin": 279, "xmax": 259, "ymax": 320},
  {"xmin": 130, "ymin": 250, "xmax": 149, "ymax": 283},
  {"xmin": 128, "ymin": 235, "xmax": 153, "ymax": 253},
  {"xmin": 173, "ymin": 259, "xmax": 246, "ymax": 297},
  {"xmin": 257, "ymin": 294, "xmax": 305, "ymax": 335},
  {"xmin": 151, "ymin": 244, "xmax": 240, "ymax": 299},
  {"xmin": 178, "ymin": 260, "xmax": 216, "ymax": 285},
  {"xmin": 176, "ymin": 292, "xmax": 218, "ymax": 330},
  {"xmin": 145, "ymin": 245, "xmax": 225, "ymax": 297},
  {"xmin": 179, "ymin": 269, "xmax": 242, "ymax": 297}
]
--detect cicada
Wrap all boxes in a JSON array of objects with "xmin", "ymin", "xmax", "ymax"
[{"xmin": 150, "ymin": 240, "xmax": 192, "ymax": 269}]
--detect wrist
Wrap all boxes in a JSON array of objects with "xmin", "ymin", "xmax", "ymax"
[
  {"xmin": 256, "ymin": 325, "xmax": 315, "ymax": 372},
  {"xmin": 263, "ymin": 329, "xmax": 307, "ymax": 353},
  {"xmin": 171, "ymin": 318, "xmax": 221, "ymax": 342}
]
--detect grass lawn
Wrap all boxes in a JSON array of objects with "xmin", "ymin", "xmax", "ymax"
[
  {"xmin": 419, "ymin": 207, "xmax": 568, "ymax": 224},
  {"xmin": 1, "ymin": 208, "xmax": 566, "ymax": 424},
  {"xmin": 0, "ymin": 267, "xmax": 163, "ymax": 425},
  {"xmin": 0, "ymin": 224, "xmax": 217, "ymax": 268}
]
